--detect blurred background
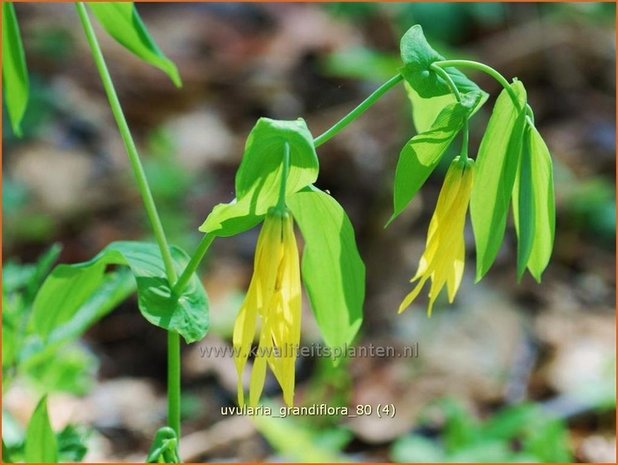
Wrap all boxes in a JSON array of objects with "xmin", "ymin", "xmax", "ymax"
[{"xmin": 2, "ymin": 2, "xmax": 616, "ymax": 462}]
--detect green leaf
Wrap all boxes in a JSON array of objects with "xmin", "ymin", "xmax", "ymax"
[
  {"xmin": 2, "ymin": 2, "xmax": 29, "ymax": 136},
  {"xmin": 287, "ymin": 187, "xmax": 365, "ymax": 350},
  {"xmin": 390, "ymin": 92, "xmax": 479, "ymax": 223},
  {"xmin": 513, "ymin": 125, "xmax": 535, "ymax": 279},
  {"xmin": 24, "ymin": 396, "xmax": 57, "ymax": 463},
  {"xmin": 200, "ymin": 118, "xmax": 319, "ymax": 237},
  {"xmin": 524, "ymin": 417, "xmax": 572, "ymax": 462},
  {"xmin": 513, "ymin": 120, "xmax": 555, "ymax": 281},
  {"xmin": 32, "ymin": 242, "xmax": 208, "ymax": 343},
  {"xmin": 524, "ymin": 124, "xmax": 555, "ymax": 281},
  {"xmin": 30, "ymin": 260, "xmax": 108, "ymax": 338},
  {"xmin": 481, "ymin": 404, "xmax": 536, "ymax": 441},
  {"xmin": 88, "ymin": 2, "xmax": 181, "ymax": 87},
  {"xmin": 26, "ymin": 270, "xmax": 134, "ymax": 356},
  {"xmin": 198, "ymin": 187, "xmax": 267, "ymax": 238},
  {"xmin": 471, "ymin": 81, "xmax": 527, "ymax": 280},
  {"xmin": 391, "ymin": 435, "xmax": 445, "ymax": 462},
  {"xmin": 321, "ymin": 48, "xmax": 400, "ymax": 81},
  {"xmin": 405, "ymin": 81, "xmax": 488, "ymax": 134},
  {"xmin": 2, "ymin": 439, "xmax": 13, "ymax": 463},
  {"xmin": 399, "ymin": 24, "xmax": 479, "ymax": 99},
  {"xmin": 24, "ymin": 243, "xmax": 62, "ymax": 304},
  {"xmin": 252, "ymin": 401, "xmax": 348, "ymax": 462},
  {"xmin": 56, "ymin": 425, "xmax": 89, "ymax": 462},
  {"xmin": 25, "ymin": 344, "xmax": 97, "ymax": 395},
  {"xmin": 405, "ymin": 82, "xmax": 457, "ymax": 134}
]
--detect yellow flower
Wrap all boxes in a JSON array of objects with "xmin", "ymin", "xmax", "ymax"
[
  {"xmin": 233, "ymin": 208, "xmax": 301, "ymax": 407},
  {"xmin": 399, "ymin": 156, "xmax": 474, "ymax": 316}
]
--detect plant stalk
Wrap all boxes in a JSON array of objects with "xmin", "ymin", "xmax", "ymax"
[
  {"xmin": 173, "ymin": 233, "xmax": 215, "ymax": 296},
  {"xmin": 275, "ymin": 142, "xmax": 291, "ymax": 213},
  {"xmin": 430, "ymin": 63, "xmax": 469, "ymax": 159},
  {"xmin": 75, "ymin": 1, "xmax": 182, "ymax": 443},
  {"xmin": 313, "ymin": 73, "xmax": 403, "ymax": 148},
  {"xmin": 434, "ymin": 59, "xmax": 522, "ymax": 111}
]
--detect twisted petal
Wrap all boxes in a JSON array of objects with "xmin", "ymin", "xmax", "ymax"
[{"xmin": 400, "ymin": 157, "xmax": 474, "ymax": 315}]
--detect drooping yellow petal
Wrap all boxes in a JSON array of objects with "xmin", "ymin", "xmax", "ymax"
[
  {"xmin": 233, "ymin": 209, "xmax": 303, "ymax": 407},
  {"xmin": 447, "ymin": 238, "xmax": 465, "ymax": 302},
  {"xmin": 232, "ymin": 280, "xmax": 259, "ymax": 407},
  {"xmin": 249, "ymin": 316, "xmax": 273, "ymax": 407},
  {"xmin": 398, "ymin": 274, "xmax": 429, "ymax": 313}
]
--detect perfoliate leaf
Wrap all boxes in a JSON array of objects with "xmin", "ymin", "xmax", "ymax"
[
  {"xmin": 287, "ymin": 186, "xmax": 365, "ymax": 351},
  {"xmin": 512, "ymin": 125, "xmax": 535, "ymax": 279},
  {"xmin": 32, "ymin": 242, "xmax": 209, "ymax": 343},
  {"xmin": 200, "ymin": 118, "xmax": 319, "ymax": 237},
  {"xmin": 390, "ymin": 92, "xmax": 480, "ymax": 223},
  {"xmin": 235, "ymin": 118, "xmax": 319, "ymax": 202},
  {"xmin": 399, "ymin": 24, "xmax": 479, "ymax": 99},
  {"xmin": 405, "ymin": 82, "xmax": 457, "ymax": 134},
  {"xmin": 24, "ymin": 396, "xmax": 58, "ymax": 463},
  {"xmin": 405, "ymin": 82, "xmax": 489, "ymax": 135},
  {"xmin": 88, "ymin": 2, "xmax": 181, "ymax": 87},
  {"xmin": 524, "ymin": 124, "xmax": 555, "ymax": 281},
  {"xmin": 2, "ymin": 2, "xmax": 29, "ymax": 137},
  {"xmin": 471, "ymin": 81, "xmax": 527, "ymax": 280},
  {"xmin": 198, "ymin": 194, "xmax": 263, "ymax": 238}
]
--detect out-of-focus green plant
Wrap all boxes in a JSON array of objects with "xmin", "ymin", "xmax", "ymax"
[
  {"xmin": 391, "ymin": 400, "xmax": 572, "ymax": 463},
  {"xmin": 146, "ymin": 427, "xmax": 179, "ymax": 464},
  {"xmin": 2, "ymin": 245, "xmax": 132, "ymax": 462},
  {"xmin": 565, "ymin": 178, "xmax": 616, "ymax": 246},
  {"xmin": 2, "ymin": 244, "xmax": 134, "ymax": 394},
  {"xmin": 3, "ymin": 397, "xmax": 89, "ymax": 463},
  {"xmin": 252, "ymin": 401, "xmax": 353, "ymax": 462},
  {"xmin": 3, "ymin": 2, "xmax": 558, "ymax": 461}
]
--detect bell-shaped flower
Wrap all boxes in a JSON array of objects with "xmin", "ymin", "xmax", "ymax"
[
  {"xmin": 399, "ymin": 156, "xmax": 474, "ymax": 316},
  {"xmin": 233, "ymin": 208, "xmax": 301, "ymax": 407}
]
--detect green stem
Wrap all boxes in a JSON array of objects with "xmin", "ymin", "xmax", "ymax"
[
  {"xmin": 167, "ymin": 331, "xmax": 181, "ymax": 438},
  {"xmin": 75, "ymin": 2, "xmax": 182, "ymax": 443},
  {"xmin": 461, "ymin": 120, "xmax": 469, "ymax": 159},
  {"xmin": 173, "ymin": 233, "xmax": 215, "ymax": 296},
  {"xmin": 275, "ymin": 142, "xmax": 291, "ymax": 213},
  {"xmin": 434, "ymin": 59, "xmax": 522, "ymax": 111},
  {"xmin": 430, "ymin": 63, "xmax": 469, "ymax": 159},
  {"xmin": 430, "ymin": 63, "xmax": 462, "ymax": 102},
  {"xmin": 313, "ymin": 73, "xmax": 403, "ymax": 148},
  {"xmin": 75, "ymin": 3, "xmax": 176, "ymax": 282}
]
